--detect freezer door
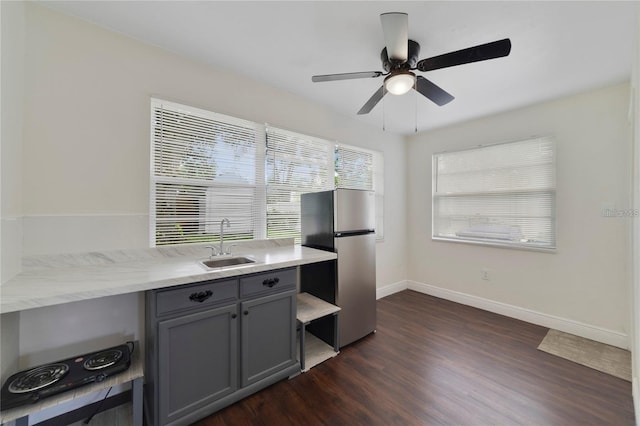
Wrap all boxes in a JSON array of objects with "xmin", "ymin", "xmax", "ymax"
[
  {"xmin": 335, "ymin": 232, "xmax": 376, "ymax": 347},
  {"xmin": 301, "ymin": 190, "xmax": 335, "ymax": 250},
  {"xmin": 334, "ymin": 189, "xmax": 375, "ymax": 233}
]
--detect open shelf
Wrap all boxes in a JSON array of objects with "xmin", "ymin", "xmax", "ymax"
[
  {"xmin": 296, "ymin": 331, "xmax": 338, "ymax": 372},
  {"xmin": 296, "ymin": 292, "xmax": 340, "ymax": 372},
  {"xmin": 297, "ymin": 292, "xmax": 340, "ymax": 323}
]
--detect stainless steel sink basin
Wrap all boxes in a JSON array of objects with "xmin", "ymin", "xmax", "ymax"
[{"xmin": 200, "ymin": 256, "xmax": 256, "ymax": 269}]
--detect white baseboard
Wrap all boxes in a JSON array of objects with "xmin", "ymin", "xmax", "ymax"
[
  {"xmin": 377, "ymin": 280, "xmax": 409, "ymax": 300},
  {"xmin": 407, "ymin": 280, "xmax": 629, "ymax": 349}
]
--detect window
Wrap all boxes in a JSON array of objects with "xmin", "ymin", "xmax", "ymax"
[
  {"xmin": 151, "ymin": 99, "xmax": 265, "ymax": 246},
  {"xmin": 266, "ymin": 128, "xmax": 384, "ymax": 242},
  {"xmin": 335, "ymin": 144, "xmax": 384, "ymax": 239},
  {"xmin": 150, "ymin": 99, "xmax": 384, "ymax": 247},
  {"xmin": 266, "ymin": 126, "xmax": 334, "ymax": 242},
  {"xmin": 432, "ymin": 137, "xmax": 555, "ymax": 250}
]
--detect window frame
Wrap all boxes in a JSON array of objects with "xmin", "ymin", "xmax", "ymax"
[
  {"xmin": 149, "ymin": 99, "xmax": 384, "ymax": 247},
  {"xmin": 150, "ymin": 98, "xmax": 265, "ymax": 247},
  {"xmin": 265, "ymin": 125, "xmax": 335, "ymax": 243},
  {"xmin": 431, "ymin": 136, "xmax": 556, "ymax": 252},
  {"xmin": 335, "ymin": 143, "xmax": 384, "ymax": 240}
]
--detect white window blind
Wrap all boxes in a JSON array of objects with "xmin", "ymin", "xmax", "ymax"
[
  {"xmin": 335, "ymin": 144, "xmax": 385, "ymax": 239},
  {"xmin": 335, "ymin": 145, "xmax": 373, "ymax": 190},
  {"xmin": 151, "ymin": 99, "xmax": 265, "ymax": 246},
  {"xmin": 432, "ymin": 137, "xmax": 555, "ymax": 250},
  {"xmin": 150, "ymin": 100, "xmax": 385, "ymax": 247},
  {"xmin": 266, "ymin": 126, "xmax": 334, "ymax": 243}
]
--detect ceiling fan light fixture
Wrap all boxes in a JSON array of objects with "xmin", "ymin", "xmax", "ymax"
[{"xmin": 384, "ymin": 72, "xmax": 415, "ymax": 95}]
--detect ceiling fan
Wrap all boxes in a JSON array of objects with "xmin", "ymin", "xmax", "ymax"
[{"xmin": 311, "ymin": 12, "xmax": 512, "ymax": 115}]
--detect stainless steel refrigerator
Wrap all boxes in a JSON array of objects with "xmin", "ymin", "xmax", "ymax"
[{"xmin": 301, "ymin": 188, "xmax": 376, "ymax": 347}]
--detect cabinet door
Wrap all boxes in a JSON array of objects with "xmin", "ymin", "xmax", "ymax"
[
  {"xmin": 158, "ymin": 304, "xmax": 238, "ymax": 425},
  {"xmin": 241, "ymin": 290, "xmax": 297, "ymax": 387}
]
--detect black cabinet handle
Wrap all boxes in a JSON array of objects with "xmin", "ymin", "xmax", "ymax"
[
  {"xmin": 231, "ymin": 313, "xmax": 237, "ymax": 319},
  {"xmin": 262, "ymin": 277, "xmax": 280, "ymax": 288},
  {"xmin": 244, "ymin": 310, "xmax": 249, "ymax": 315},
  {"xmin": 189, "ymin": 290, "xmax": 213, "ymax": 303}
]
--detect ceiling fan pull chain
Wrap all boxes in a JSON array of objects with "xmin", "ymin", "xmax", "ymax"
[
  {"xmin": 414, "ymin": 86, "xmax": 418, "ymax": 133},
  {"xmin": 382, "ymin": 95, "xmax": 386, "ymax": 132}
]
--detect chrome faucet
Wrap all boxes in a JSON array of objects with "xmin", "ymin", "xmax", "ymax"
[
  {"xmin": 219, "ymin": 218, "xmax": 230, "ymax": 255},
  {"xmin": 204, "ymin": 245, "xmax": 219, "ymax": 259}
]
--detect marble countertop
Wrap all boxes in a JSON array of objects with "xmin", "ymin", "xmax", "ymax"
[{"xmin": 0, "ymin": 240, "xmax": 337, "ymax": 314}]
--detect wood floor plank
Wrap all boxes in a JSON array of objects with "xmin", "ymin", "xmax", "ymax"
[{"xmin": 193, "ymin": 291, "xmax": 635, "ymax": 425}]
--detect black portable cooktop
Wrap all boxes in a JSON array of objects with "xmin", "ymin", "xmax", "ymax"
[{"xmin": 0, "ymin": 342, "xmax": 132, "ymax": 411}]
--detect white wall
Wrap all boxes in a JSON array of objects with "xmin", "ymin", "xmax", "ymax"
[
  {"xmin": 1, "ymin": 0, "xmax": 25, "ymax": 385},
  {"xmin": 407, "ymin": 83, "xmax": 632, "ymax": 347},
  {"xmin": 21, "ymin": 3, "xmax": 406, "ymax": 286},
  {"xmin": 17, "ymin": 3, "xmax": 406, "ymax": 355},
  {"xmin": 1, "ymin": 0, "xmax": 24, "ymax": 283},
  {"xmin": 631, "ymin": 8, "xmax": 640, "ymax": 422}
]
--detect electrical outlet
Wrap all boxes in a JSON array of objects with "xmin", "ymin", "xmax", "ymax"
[{"xmin": 481, "ymin": 268, "xmax": 490, "ymax": 281}]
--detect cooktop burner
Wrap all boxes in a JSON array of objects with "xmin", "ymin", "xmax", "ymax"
[
  {"xmin": 83, "ymin": 349, "xmax": 122, "ymax": 371},
  {"xmin": 8, "ymin": 364, "xmax": 69, "ymax": 394},
  {"xmin": 0, "ymin": 343, "xmax": 132, "ymax": 411}
]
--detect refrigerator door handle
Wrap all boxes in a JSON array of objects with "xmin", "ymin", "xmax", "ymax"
[{"xmin": 335, "ymin": 230, "xmax": 375, "ymax": 238}]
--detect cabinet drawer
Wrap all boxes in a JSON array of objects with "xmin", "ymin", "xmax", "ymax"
[
  {"xmin": 156, "ymin": 279, "xmax": 238, "ymax": 316},
  {"xmin": 240, "ymin": 268, "xmax": 296, "ymax": 298}
]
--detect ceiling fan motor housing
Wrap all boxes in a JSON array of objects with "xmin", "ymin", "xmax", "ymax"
[{"xmin": 381, "ymin": 40, "xmax": 421, "ymax": 72}]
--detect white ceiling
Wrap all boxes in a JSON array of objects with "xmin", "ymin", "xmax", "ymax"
[{"xmin": 42, "ymin": 1, "xmax": 639, "ymax": 135}]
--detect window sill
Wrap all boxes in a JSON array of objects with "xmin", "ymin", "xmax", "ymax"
[{"xmin": 432, "ymin": 236, "xmax": 556, "ymax": 253}]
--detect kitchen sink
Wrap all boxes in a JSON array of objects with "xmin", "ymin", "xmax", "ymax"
[{"xmin": 200, "ymin": 256, "xmax": 256, "ymax": 269}]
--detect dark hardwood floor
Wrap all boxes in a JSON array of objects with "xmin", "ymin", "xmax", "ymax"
[{"xmin": 194, "ymin": 290, "xmax": 635, "ymax": 426}]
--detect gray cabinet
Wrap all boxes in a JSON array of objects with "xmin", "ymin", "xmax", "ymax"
[
  {"xmin": 145, "ymin": 268, "xmax": 299, "ymax": 426},
  {"xmin": 158, "ymin": 304, "xmax": 238, "ymax": 425},
  {"xmin": 241, "ymin": 290, "xmax": 296, "ymax": 387}
]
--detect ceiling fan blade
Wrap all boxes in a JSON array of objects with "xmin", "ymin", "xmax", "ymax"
[
  {"xmin": 380, "ymin": 12, "xmax": 408, "ymax": 62},
  {"xmin": 312, "ymin": 71, "xmax": 383, "ymax": 83},
  {"xmin": 357, "ymin": 86, "xmax": 386, "ymax": 115},
  {"xmin": 416, "ymin": 38, "xmax": 512, "ymax": 72},
  {"xmin": 415, "ymin": 76, "xmax": 454, "ymax": 106}
]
